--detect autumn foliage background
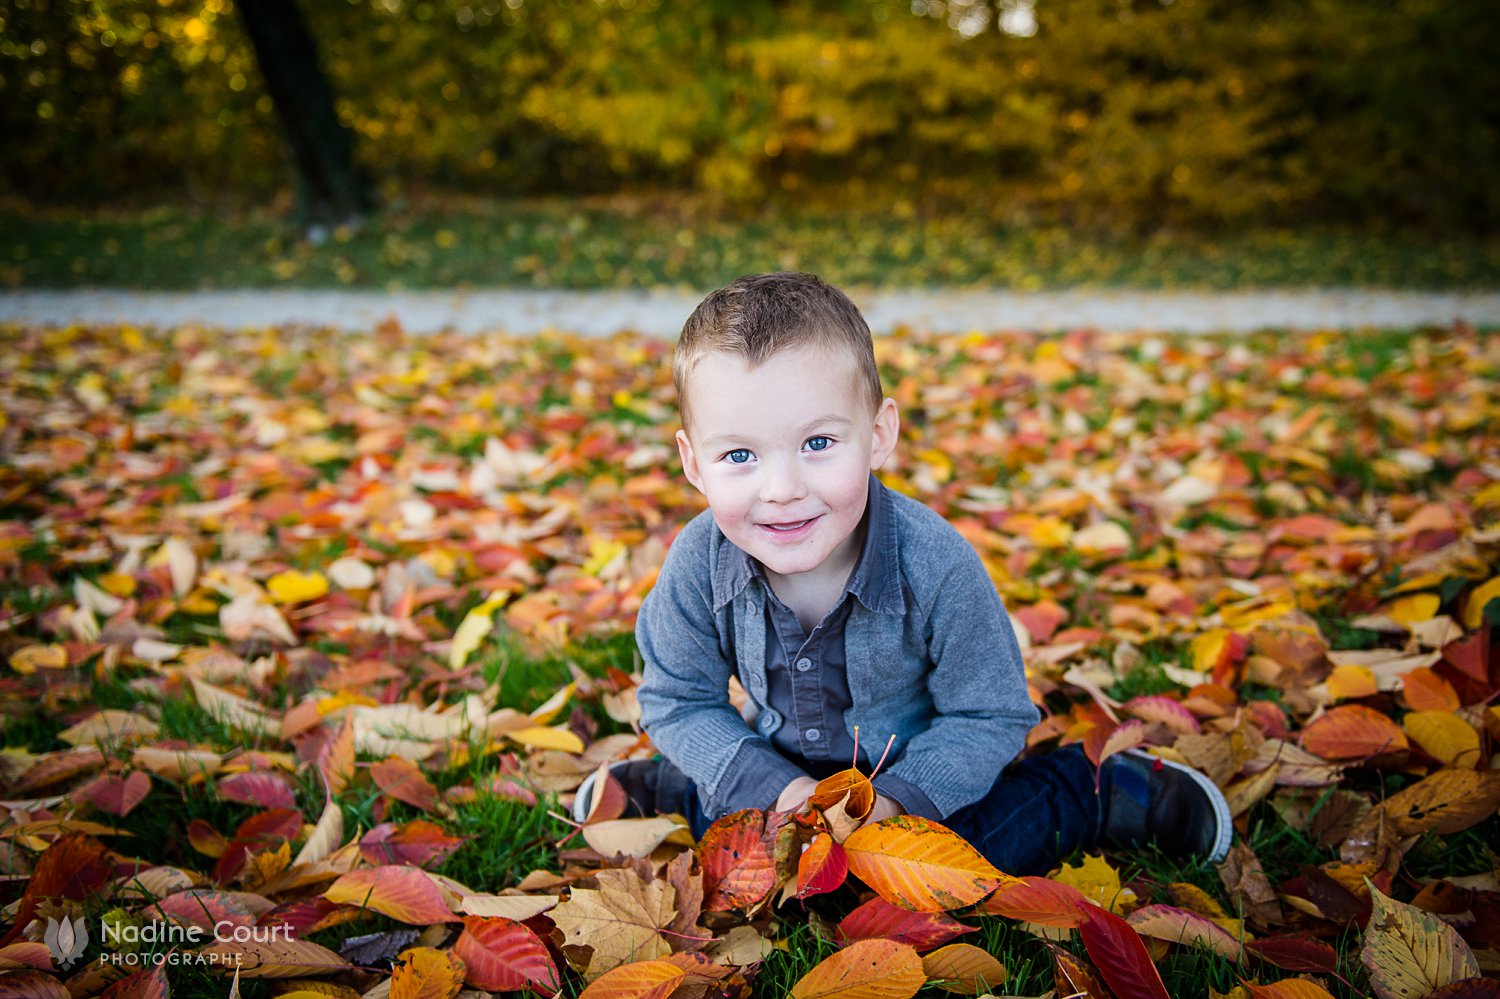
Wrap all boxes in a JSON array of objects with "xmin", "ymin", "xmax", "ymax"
[{"xmin": 2, "ymin": 1, "xmax": 1500, "ymax": 999}]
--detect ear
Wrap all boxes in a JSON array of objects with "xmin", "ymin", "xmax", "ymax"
[
  {"xmin": 868, "ymin": 398, "xmax": 900, "ymax": 471},
  {"xmin": 676, "ymin": 428, "xmax": 707, "ymax": 495}
]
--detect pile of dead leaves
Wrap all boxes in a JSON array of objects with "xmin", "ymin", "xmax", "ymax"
[{"xmin": 0, "ymin": 320, "xmax": 1498, "ymax": 998}]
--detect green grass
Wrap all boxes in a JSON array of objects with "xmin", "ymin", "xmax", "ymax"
[{"xmin": 5, "ymin": 200, "xmax": 1500, "ymax": 290}]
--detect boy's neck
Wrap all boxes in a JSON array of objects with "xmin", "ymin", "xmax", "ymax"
[{"xmin": 760, "ymin": 520, "xmax": 866, "ymax": 634}]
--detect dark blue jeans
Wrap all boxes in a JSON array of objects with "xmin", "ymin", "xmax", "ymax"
[{"xmin": 658, "ymin": 744, "xmax": 1109, "ymax": 876}]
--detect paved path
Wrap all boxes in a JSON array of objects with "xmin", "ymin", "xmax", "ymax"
[{"xmin": 3, "ymin": 288, "xmax": 1498, "ymax": 336}]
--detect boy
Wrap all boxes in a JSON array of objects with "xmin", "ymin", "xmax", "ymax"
[{"xmin": 580, "ymin": 272, "xmax": 1231, "ymax": 874}]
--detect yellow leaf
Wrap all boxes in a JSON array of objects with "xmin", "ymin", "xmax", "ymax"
[
  {"xmin": 1463, "ymin": 577, "xmax": 1500, "ymax": 629},
  {"xmin": 266, "ymin": 570, "xmax": 330, "ymax": 605},
  {"xmin": 1050, "ymin": 854, "xmax": 1137, "ymax": 915},
  {"xmin": 1325, "ymin": 665, "xmax": 1377, "ymax": 701},
  {"xmin": 506, "ymin": 726, "xmax": 585, "ymax": 753},
  {"xmin": 390, "ymin": 947, "xmax": 466, "ymax": 999},
  {"xmin": 582, "ymin": 538, "xmax": 628, "ymax": 577},
  {"xmin": 448, "ymin": 592, "xmax": 511, "ymax": 671},
  {"xmin": 1403, "ymin": 711, "xmax": 1482, "ymax": 768},
  {"xmin": 1386, "ymin": 594, "xmax": 1439, "ymax": 627},
  {"xmin": 1191, "ymin": 629, "xmax": 1231, "ymax": 674},
  {"xmin": 1027, "ymin": 517, "xmax": 1072, "ymax": 549},
  {"xmin": 1360, "ymin": 881, "xmax": 1478, "ymax": 998},
  {"xmin": 8, "ymin": 644, "xmax": 68, "ymax": 675}
]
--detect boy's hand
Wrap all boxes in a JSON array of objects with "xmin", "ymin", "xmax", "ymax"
[
  {"xmin": 773, "ymin": 776, "xmax": 819, "ymax": 813},
  {"xmin": 867, "ymin": 794, "xmax": 903, "ymax": 824}
]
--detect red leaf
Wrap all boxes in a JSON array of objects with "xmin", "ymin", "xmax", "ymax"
[
  {"xmin": 99, "ymin": 963, "xmax": 169, "ymax": 999},
  {"xmin": 796, "ymin": 833, "xmax": 848, "ymax": 900},
  {"xmin": 217, "ymin": 771, "xmax": 298, "ymax": 810},
  {"xmin": 0, "ymin": 970, "xmax": 71, "ymax": 999},
  {"xmin": 1245, "ymin": 935, "xmax": 1341, "ymax": 974},
  {"xmin": 75, "ymin": 772, "xmax": 152, "ymax": 817},
  {"xmin": 360, "ymin": 821, "xmax": 468, "ymax": 869},
  {"xmin": 1442, "ymin": 627, "xmax": 1490, "ymax": 685},
  {"xmin": 1078, "ymin": 905, "xmax": 1170, "ymax": 999},
  {"xmin": 699, "ymin": 809, "xmax": 775, "ymax": 912},
  {"xmin": 151, "ymin": 889, "xmax": 257, "ymax": 932},
  {"xmin": 835, "ymin": 896, "xmax": 976, "ymax": 952},
  {"xmin": 1, "ymin": 833, "xmax": 112, "ymax": 946},
  {"xmin": 451, "ymin": 916, "xmax": 559, "ymax": 995},
  {"xmin": 981, "ymin": 876, "xmax": 1093, "ymax": 927},
  {"xmin": 257, "ymin": 897, "xmax": 348, "ymax": 938}
]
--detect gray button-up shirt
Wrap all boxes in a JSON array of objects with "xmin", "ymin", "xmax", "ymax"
[
  {"xmin": 637, "ymin": 474, "xmax": 1039, "ymax": 822},
  {"xmin": 712, "ymin": 476, "xmax": 938, "ymax": 817}
]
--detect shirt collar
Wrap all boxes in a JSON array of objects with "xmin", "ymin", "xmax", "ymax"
[{"xmin": 711, "ymin": 473, "xmax": 905, "ymax": 616}]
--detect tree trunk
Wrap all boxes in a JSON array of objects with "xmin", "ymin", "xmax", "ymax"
[{"xmin": 236, "ymin": 0, "xmax": 375, "ymax": 234}]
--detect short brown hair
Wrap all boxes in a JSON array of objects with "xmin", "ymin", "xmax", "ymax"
[{"xmin": 674, "ymin": 272, "xmax": 882, "ymax": 429}]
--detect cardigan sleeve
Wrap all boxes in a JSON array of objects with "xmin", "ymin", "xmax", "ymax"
[
  {"xmin": 877, "ymin": 538, "xmax": 1040, "ymax": 819},
  {"xmin": 635, "ymin": 516, "xmax": 803, "ymax": 812}
]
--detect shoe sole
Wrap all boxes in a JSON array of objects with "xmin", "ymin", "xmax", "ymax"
[{"xmin": 1124, "ymin": 749, "xmax": 1233, "ymax": 864}]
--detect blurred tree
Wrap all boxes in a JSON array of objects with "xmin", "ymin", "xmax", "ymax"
[
  {"xmin": 1, "ymin": 0, "xmax": 1495, "ymax": 231},
  {"xmin": 236, "ymin": 0, "xmax": 374, "ymax": 232}
]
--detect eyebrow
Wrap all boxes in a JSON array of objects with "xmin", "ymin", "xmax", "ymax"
[{"xmin": 698, "ymin": 414, "xmax": 854, "ymax": 449}]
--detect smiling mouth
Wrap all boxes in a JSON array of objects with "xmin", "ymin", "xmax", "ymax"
[{"xmin": 763, "ymin": 518, "xmax": 816, "ymax": 532}]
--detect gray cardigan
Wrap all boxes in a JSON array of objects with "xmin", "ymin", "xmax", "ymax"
[{"xmin": 636, "ymin": 480, "xmax": 1040, "ymax": 820}]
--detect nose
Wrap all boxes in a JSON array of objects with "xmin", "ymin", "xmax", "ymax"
[{"xmin": 759, "ymin": 455, "xmax": 807, "ymax": 504}]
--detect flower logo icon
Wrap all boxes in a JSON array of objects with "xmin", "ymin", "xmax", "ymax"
[{"xmin": 43, "ymin": 916, "xmax": 89, "ymax": 969}]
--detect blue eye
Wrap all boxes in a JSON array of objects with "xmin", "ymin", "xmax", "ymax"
[
  {"xmin": 805, "ymin": 436, "xmax": 832, "ymax": 452},
  {"xmin": 725, "ymin": 449, "xmax": 753, "ymax": 464}
]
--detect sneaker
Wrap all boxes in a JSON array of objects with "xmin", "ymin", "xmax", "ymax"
[
  {"xmin": 571, "ymin": 759, "xmax": 661, "ymax": 824},
  {"xmin": 1103, "ymin": 749, "xmax": 1233, "ymax": 863}
]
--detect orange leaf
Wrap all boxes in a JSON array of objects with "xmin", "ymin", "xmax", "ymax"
[
  {"xmin": 390, "ymin": 947, "xmax": 466, "ymax": 999},
  {"xmin": 317, "ymin": 717, "xmax": 356, "ymax": 800},
  {"xmin": 451, "ymin": 916, "xmax": 559, "ymax": 995},
  {"xmin": 920, "ymin": 943, "xmax": 1008, "ymax": 994},
  {"xmin": 789, "ymin": 938, "xmax": 924, "ymax": 999},
  {"xmin": 842, "ymin": 816, "xmax": 1006, "ymax": 912},
  {"xmin": 1325, "ymin": 665, "xmax": 1378, "ymax": 701},
  {"xmin": 372, "ymin": 757, "xmax": 443, "ymax": 814},
  {"xmin": 981, "ymin": 876, "xmax": 1093, "ymax": 927},
  {"xmin": 1300, "ymin": 705, "xmax": 1408, "ymax": 760},
  {"xmin": 1242, "ymin": 981, "xmax": 1338, "ymax": 999},
  {"xmin": 577, "ymin": 961, "xmax": 684, "ymax": 999},
  {"xmin": 809, "ymin": 768, "xmax": 875, "ymax": 820},
  {"xmin": 323, "ymin": 867, "xmax": 460, "ymax": 924},
  {"xmin": 1400, "ymin": 668, "xmax": 1460, "ymax": 712},
  {"xmin": 360, "ymin": 821, "xmax": 468, "ymax": 869}
]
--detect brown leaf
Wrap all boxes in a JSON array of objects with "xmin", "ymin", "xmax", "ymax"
[
  {"xmin": 550, "ymin": 867, "xmax": 675, "ymax": 979},
  {"xmin": 1218, "ymin": 842, "xmax": 1283, "ymax": 932},
  {"xmin": 1383, "ymin": 770, "xmax": 1500, "ymax": 837}
]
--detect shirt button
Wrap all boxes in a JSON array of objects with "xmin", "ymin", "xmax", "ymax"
[
  {"xmin": 795, "ymin": 657, "xmax": 813, "ymax": 672},
  {"xmin": 805, "ymin": 728, "xmax": 822, "ymax": 742}
]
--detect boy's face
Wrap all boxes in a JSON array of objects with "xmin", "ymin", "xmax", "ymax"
[{"xmin": 675, "ymin": 344, "xmax": 900, "ymax": 587}]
